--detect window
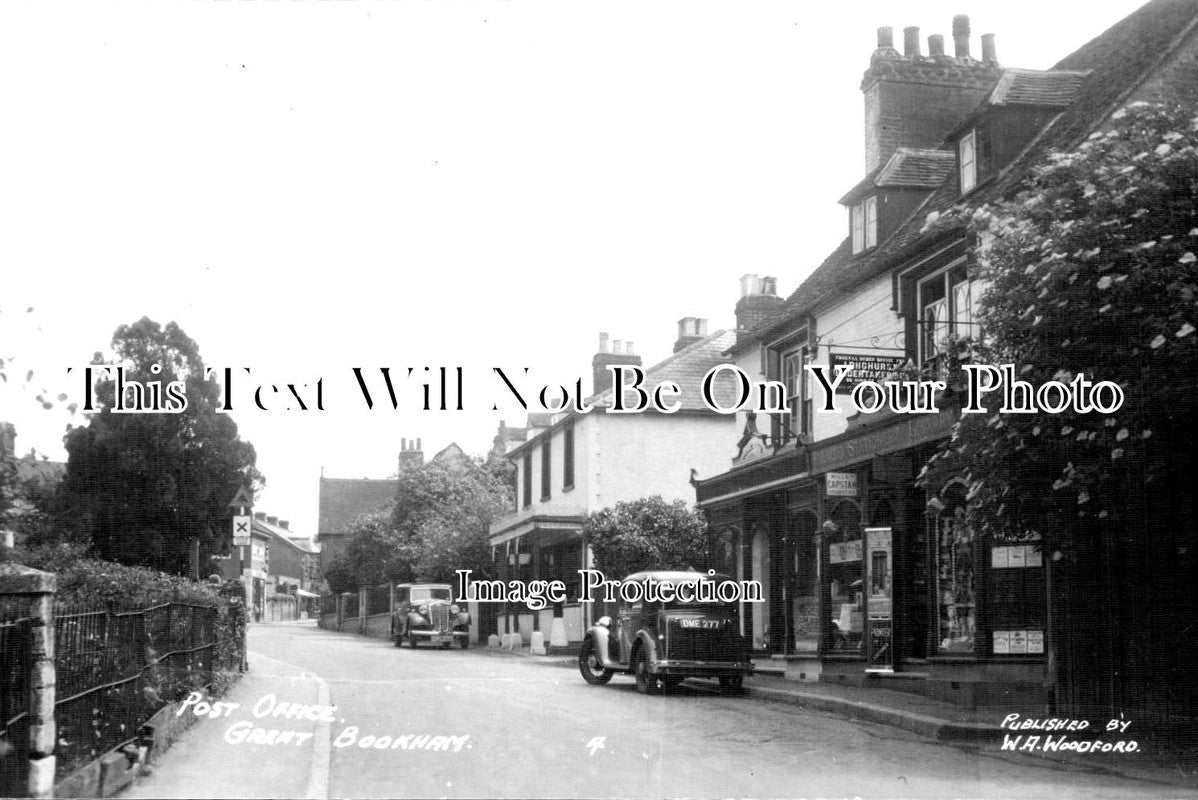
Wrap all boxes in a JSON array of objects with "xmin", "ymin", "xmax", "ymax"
[
  {"xmin": 522, "ymin": 451, "xmax": 532, "ymax": 508},
  {"xmin": 781, "ymin": 345, "xmax": 810, "ymax": 440},
  {"xmin": 864, "ymin": 195, "xmax": 878, "ymax": 249},
  {"xmin": 959, "ymin": 130, "xmax": 977, "ymax": 194},
  {"xmin": 851, "ymin": 196, "xmax": 879, "ymax": 254},
  {"xmin": 917, "ymin": 261, "xmax": 984, "ymax": 372},
  {"xmin": 540, "ymin": 438, "xmax": 551, "ymax": 501},
  {"xmin": 765, "ymin": 332, "xmax": 810, "ymax": 446},
  {"xmin": 934, "ymin": 505, "xmax": 977, "ymax": 653},
  {"xmin": 851, "ymin": 204, "xmax": 864, "ymax": 253},
  {"xmin": 562, "ymin": 423, "xmax": 575, "ymax": 491}
]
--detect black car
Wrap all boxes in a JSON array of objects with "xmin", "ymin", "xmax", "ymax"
[{"xmin": 577, "ymin": 571, "xmax": 754, "ymax": 693}]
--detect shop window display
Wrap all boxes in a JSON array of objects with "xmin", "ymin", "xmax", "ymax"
[
  {"xmin": 789, "ymin": 512, "xmax": 819, "ymax": 653},
  {"xmin": 935, "ymin": 505, "xmax": 977, "ymax": 653},
  {"xmin": 827, "ymin": 500, "xmax": 864, "ymax": 653}
]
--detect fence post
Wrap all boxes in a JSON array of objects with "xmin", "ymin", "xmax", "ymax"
[
  {"xmin": 358, "ymin": 587, "xmax": 367, "ymax": 635},
  {"xmin": 0, "ymin": 564, "xmax": 57, "ymax": 799}
]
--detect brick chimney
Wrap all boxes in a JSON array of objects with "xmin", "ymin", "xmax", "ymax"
[
  {"xmin": 279, "ymin": 520, "xmax": 290, "ymax": 530},
  {"xmin": 862, "ymin": 15, "xmax": 1002, "ymax": 172},
  {"xmin": 674, "ymin": 317, "xmax": 709, "ymax": 353},
  {"xmin": 735, "ymin": 274, "xmax": 783, "ymax": 342},
  {"xmin": 266, "ymin": 515, "xmax": 278, "ymax": 526},
  {"xmin": 399, "ymin": 438, "xmax": 424, "ymax": 472},
  {"xmin": 591, "ymin": 332, "xmax": 643, "ymax": 395}
]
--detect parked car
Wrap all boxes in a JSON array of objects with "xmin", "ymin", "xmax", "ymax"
[
  {"xmin": 577, "ymin": 571, "xmax": 753, "ymax": 694},
  {"xmin": 392, "ymin": 583, "xmax": 471, "ymax": 649}
]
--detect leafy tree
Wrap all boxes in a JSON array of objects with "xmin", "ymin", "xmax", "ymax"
[
  {"xmin": 56, "ymin": 318, "xmax": 262, "ymax": 574},
  {"xmin": 328, "ymin": 454, "xmax": 512, "ymax": 590},
  {"xmin": 325, "ymin": 508, "xmax": 407, "ymax": 591},
  {"xmin": 918, "ymin": 101, "xmax": 1197, "ymax": 547},
  {"xmin": 583, "ymin": 496, "xmax": 709, "ymax": 578}
]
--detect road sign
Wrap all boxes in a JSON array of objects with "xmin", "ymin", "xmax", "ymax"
[
  {"xmin": 232, "ymin": 515, "xmax": 252, "ymax": 546},
  {"xmin": 227, "ymin": 485, "xmax": 254, "ymax": 510}
]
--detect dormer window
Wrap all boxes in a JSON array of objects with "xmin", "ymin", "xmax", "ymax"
[
  {"xmin": 850, "ymin": 195, "xmax": 878, "ymax": 254},
  {"xmin": 959, "ymin": 130, "xmax": 977, "ymax": 194}
]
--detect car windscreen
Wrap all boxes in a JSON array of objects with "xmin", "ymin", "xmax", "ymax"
[{"xmin": 411, "ymin": 587, "xmax": 452, "ymax": 601}]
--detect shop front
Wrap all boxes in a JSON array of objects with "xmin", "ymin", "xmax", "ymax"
[
  {"xmin": 807, "ymin": 408, "xmax": 1048, "ymax": 701},
  {"xmin": 699, "ymin": 405, "xmax": 1047, "ymax": 702}
]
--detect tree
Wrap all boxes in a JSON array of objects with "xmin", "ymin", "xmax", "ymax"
[
  {"xmin": 583, "ymin": 496, "xmax": 709, "ymax": 578},
  {"xmin": 918, "ymin": 101, "xmax": 1198, "ymax": 548},
  {"xmin": 56, "ymin": 318, "xmax": 262, "ymax": 574},
  {"xmin": 328, "ymin": 454, "xmax": 513, "ymax": 591}
]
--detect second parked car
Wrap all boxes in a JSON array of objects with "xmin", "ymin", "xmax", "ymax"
[{"xmin": 392, "ymin": 583, "xmax": 471, "ymax": 649}]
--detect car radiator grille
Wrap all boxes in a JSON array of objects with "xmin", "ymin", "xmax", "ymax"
[
  {"xmin": 430, "ymin": 604, "xmax": 451, "ymax": 633},
  {"xmin": 666, "ymin": 620, "xmax": 741, "ymax": 662}
]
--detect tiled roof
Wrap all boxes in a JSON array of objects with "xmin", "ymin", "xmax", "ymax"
[
  {"xmin": 739, "ymin": 0, "xmax": 1198, "ymax": 350},
  {"xmin": 989, "ymin": 69, "xmax": 1091, "ymax": 107},
  {"xmin": 317, "ymin": 477, "xmax": 397, "ymax": 534},
  {"xmin": 589, "ymin": 329, "xmax": 740, "ymax": 413},
  {"xmin": 839, "ymin": 149, "xmax": 957, "ymax": 204},
  {"xmin": 877, "ymin": 149, "xmax": 958, "ymax": 188},
  {"xmin": 253, "ymin": 517, "xmax": 317, "ymax": 554},
  {"xmin": 838, "ymin": 148, "xmax": 956, "ymax": 204}
]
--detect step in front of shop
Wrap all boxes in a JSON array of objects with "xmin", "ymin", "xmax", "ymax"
[{"xmin": 818, "ymin": 669, "xmax": 1047, "ymax": 711}]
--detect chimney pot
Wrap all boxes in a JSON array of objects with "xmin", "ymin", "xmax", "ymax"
[
  {"xmin": 952, "ymin": 14, "xmax": 971, "ymax": 58},
  {"xmin": 761, "ymin": 277, "xmax": 777, "ymax": 296},
  {"xmin": 598, "ymin": 332, "xmax": 610, "ymax": 354},
  {"xmin": 626, "ymin": 341, "xmax": 635, "ymax": 356},
  {"xmin": 903, "ymin": 27, "xmax": 921, "ymax": 57},
  {"xmin": 739, "ymin": 273, "xmax": 761, "ymax": 298},
  {"xmin": 928, "ymin": 34, "xmax": 945, "ymax": 57},
  {"xmin": 279, "ymin": 520, "xmax": 289, "ymax": 530},
  {"xmin": 266, "ymin": 515, "xmax": 278, "ymax": 525},
  {"xmin": 254, "ymin": 511, "xmax": 266, "ymax": 520},
  {"xmin": 612, "ymin": 339, "xmax": 623, "ymax": 355},
  {"xmin": 981, "ymin": 33, "xmax": 997, "ymax": 62},
  {"xmin": 876, "ymin": 26, "xmax": 894, "ymax": 49}
]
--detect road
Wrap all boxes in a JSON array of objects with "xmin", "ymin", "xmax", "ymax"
[{"xmin": 126, "ymin": 622, "xmax": 1198, "ymax": 799}]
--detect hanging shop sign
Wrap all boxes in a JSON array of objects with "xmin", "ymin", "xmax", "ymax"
[{"xmin": 828, "ymin": 353, "xmax": 908, "ymax": 390}]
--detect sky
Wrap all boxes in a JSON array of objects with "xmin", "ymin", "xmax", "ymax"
[{"xmin": 0, "ymin": 0, "xmax": 1148, "ymax": 538}]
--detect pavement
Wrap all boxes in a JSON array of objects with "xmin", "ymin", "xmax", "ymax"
[
  {"xmin": 477, "ymin": 641, "xmax": 1198, "ymax": 785},
  {"xmin": 119, "ymin": 621, "xmax": 1198, "ymax": 799}
]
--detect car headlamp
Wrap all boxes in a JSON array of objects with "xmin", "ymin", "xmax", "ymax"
[
  {"xmin": 418, "ymin": 604, "xmax": 429, "ymax": 616},
  {"xmin": 450, "ymin": 604, "xmax": 460, "ymax": 615}
]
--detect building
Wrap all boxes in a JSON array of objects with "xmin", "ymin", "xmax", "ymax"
[
  {"xmin": 316, "ymin": 439, "xmax": 468, "ymax": 574},
  {"xmin": 488, "ymin": 325, "xmax": 742, "ymax": 648},
  {"xmin": 215, "ymin": 512, "xmax": 321, "ymax": 619},
  {"xmin": 694, "ymin": 0, "xmax": 1198, "ymax": 707}
]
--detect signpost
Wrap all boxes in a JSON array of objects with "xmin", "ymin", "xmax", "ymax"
[{"xmin": 227, "ymin": 485, "xmax": 254, "ymax": 613}]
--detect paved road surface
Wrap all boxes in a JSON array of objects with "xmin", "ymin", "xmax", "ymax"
[{"xmin": 126, "ymin": 622, "xmax": 1198, "ymax": 799}]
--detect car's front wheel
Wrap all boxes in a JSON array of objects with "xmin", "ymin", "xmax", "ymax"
[
  {"xmin": 578, "ymin": 638, "xmax": 614, "ymax": 685},
  {"xmin": 634, "ymin": 650, "xmax": 659, "ymax": 695}
]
